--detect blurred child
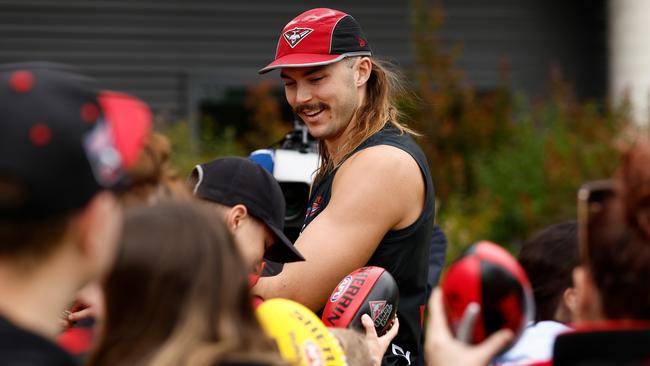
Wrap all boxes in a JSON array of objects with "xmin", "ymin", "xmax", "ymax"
[
  {"xmin": 189, "ymin": 157, "xmax": 304, "ymax": 287},
  {"xmin": 86, "ymin": 201, "xmax": 284, "ymax": 366}
]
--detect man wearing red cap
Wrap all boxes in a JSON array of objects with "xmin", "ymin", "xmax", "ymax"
[{"xmin": 255, "ymin": 8, "xmax": 434, "ymax": 366}]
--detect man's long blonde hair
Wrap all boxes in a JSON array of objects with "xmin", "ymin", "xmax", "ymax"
[{"xmin": 317, "ymin": 58, "xmax": 416, "ymax": 178}]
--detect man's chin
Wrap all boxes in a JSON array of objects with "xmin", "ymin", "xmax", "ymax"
[
  {"xmin": 303, "ymin": 124, "xmax": 325, "ymax": 139},
  {"xmin": 307, "ymin": 128, "xmax": 331, "ymax": 141}
]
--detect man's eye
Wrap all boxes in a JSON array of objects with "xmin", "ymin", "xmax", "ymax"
[{"xmin": 310, "ymin": 76, "xmax": 324, "ymax": 83}]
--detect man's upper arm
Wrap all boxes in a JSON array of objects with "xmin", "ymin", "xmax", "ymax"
[{"xmin": 254, "ymin": 145, "xmax": 424, "ymax": 310}]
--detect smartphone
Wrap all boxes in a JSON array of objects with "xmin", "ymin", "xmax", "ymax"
[{"xmin": 577, "ymin": 180, "xmax": 616, "ymax": 261}]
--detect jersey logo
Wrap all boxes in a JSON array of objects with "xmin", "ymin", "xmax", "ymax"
[
  {"xmin": 391, "ymin": 344, "xmax": 412, "ymax": 365},
  {"xmin": 283, "ymin": 27, "xmax": 313, "ymax": 48},
  {"xmin": 300, "ymin": 195, "xmax": 323, "ymax": 234},
  {"xmin": 307, "ymin": 195, "xmax": 323, "ymax": 218}
]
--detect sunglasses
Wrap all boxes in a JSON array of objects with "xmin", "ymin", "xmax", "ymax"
[{"xmin": 577, "ymin": 180, "xmax": 616, "ymax": 262}]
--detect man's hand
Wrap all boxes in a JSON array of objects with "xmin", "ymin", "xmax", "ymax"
[
  {"xmin": 362, "ymin": 314, "xmax": 400, "ymax": 366},
  {"xmin": 425, "ymin": 287, "xmax": 514, "ymax": 366},
  {"xmin": 67, "ymin": 282, "xmax": 104, "ymax": 326}
]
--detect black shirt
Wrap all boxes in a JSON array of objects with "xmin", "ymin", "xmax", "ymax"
[
  {"xmin": 0, "ymin": 315, "xmax": 77, "ymax": 366},
  {"xmin": 303, "ymin": 124, "xmax": 435, "ymax": 366}
]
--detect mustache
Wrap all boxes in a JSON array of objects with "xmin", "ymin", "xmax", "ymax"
[{"xmin": 294, "ymin": 102, "xmax": 328, "ymax": 115}]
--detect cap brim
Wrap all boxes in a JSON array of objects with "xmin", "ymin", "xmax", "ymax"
[
  {"xmin": 264, "ymin": 221, "xmax": 305, "ymax": 263},
  {"xmin": 258, "ymin": 51, "xmax": 371, "ymax": 74},
  {"xmin": 98, "ymin": 91, "xmax": 152, "ymax": 169},
  {"xmin": 262, "ymin": 260, "xmax": 284, "ymax": 277}
]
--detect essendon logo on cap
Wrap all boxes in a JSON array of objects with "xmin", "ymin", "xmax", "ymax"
[
  {"xmin": 283, "ymin": 27, "xmax": 313, "ymax": 48},
  {"xmin": 83, "ymin": 120, "xmax": 123, "ymax": 187}
]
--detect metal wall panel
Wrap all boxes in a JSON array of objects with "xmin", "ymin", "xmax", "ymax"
[
  {"xmin": 0, "ymin": 0, "xmax": 413, "ymax": 117},
  {"xmin": 436, "ymin": 0, "xmax": 607, "ymax": 99},
  {"xmin": 0, "ymin": 0, "xmax": 608, "ymax": 117}
]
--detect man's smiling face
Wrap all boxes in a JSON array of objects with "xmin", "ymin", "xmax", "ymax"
[{"xmin": 281, "ymin": 58, "xmax": 361, "ymax": 141}]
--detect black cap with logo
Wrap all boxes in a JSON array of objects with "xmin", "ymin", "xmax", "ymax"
[
  {"xmin": 0, "ymin": 62, "xmax": 151, "ymax": 218},
  {"xmin": 190, "ymin": 157, "xmax": 304, "ymax": 264}
]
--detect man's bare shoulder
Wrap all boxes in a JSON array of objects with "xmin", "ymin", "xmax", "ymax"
[
  {"xmin": 337, "ymin": 144, "xmax": 422, "ymax": 183},
  {"xmin": 331, "ymin": 144, "xmax": 425, "ymax": 229}
]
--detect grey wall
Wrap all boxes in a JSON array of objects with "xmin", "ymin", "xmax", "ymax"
[
  {"xmin": 436, "ymin": 0, "xmax": 608, "ymax": 100},
  {"xmin": 0, "ymin": 0, "xmax": 414, "ymax": 118},
  {"xmin": 0, "ymin": 0, "xmax": 609, "ymax": 119}
]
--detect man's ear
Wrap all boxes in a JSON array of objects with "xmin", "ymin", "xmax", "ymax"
[
  {"xmin": 557, "ymin": 286, "xmax": 578, "ymax": 323},
  {"xmin": 225, "ymin": 204, "xmax": 249, "ymax": 231},
  {"xmin": 572, "ymin": 266, "xmax": 603, "ymax": 322},
  {"xmin": 355, "ymin": 57, "xmax": 372, "ymax": 87},
  {"xmin": 563, "ymin": 287, "xmax": 577, "ymax": 313}
]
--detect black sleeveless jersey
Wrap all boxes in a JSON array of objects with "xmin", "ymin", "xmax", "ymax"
[{"xmin": 302, "ymin": 124, "xmax": 434, "ymax": 366}]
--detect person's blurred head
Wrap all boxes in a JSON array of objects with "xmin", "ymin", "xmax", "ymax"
[
  {"xmin": 87, "ymin": 201, "xmax": 282, "ymax": 366},
  {"xmin": 574, "ymin": 142, "xmax": 650, "ymax": 322},
  {"xmin": 518, "ymin": 221, "xmax": 579, "ymax": 323},
  {"xmin": 64, "ymin": 131, "xmax": 191, "ymax": 332},
  {"xmin": 0, "ymin": 62, "xmax": 150, "ymax": 288},
  {"xmin": 117, "ymin": 132, "xmax": 192, "ymax": 207},
  {"xmin": 189, "ymin": 157, "xmax": 304, "ymax": 275}
]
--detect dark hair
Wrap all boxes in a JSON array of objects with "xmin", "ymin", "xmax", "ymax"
[
  {"xmin": 86, "ymin": 201, "xmax": 282, "ymax": 366},
  {"xmin": 0, "ymin": 178, "xmax": 76, "ymax": 263},
  {"xmin": 0, "ymin": 206, "xmax": 73, "ymax": 262},
  {"xmin": 586, "ymin": 142, "xmax": 650, "ymax": 319},
  {"xmin": 518, "ymin": 221, "xmax": 579, "ymax": 322}
]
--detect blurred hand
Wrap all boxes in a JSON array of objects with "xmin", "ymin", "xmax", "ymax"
[
  {"xmin": 361, "ymin": 314, "xmax": 400, "ymax": 366},
  {"xmin": 67, "ymin": 282, "xmax": 105, "ymax": 326},
  {"xmin": 59, "ymin": 309, "xmax": 72, "ymax": 331},
  {"xmin": 425, "ymin": 287, "xmax": 514, "ymax": 366}
]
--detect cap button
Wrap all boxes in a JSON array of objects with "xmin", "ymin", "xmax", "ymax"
[
  {"xmin": 29, "ymin": 123, "xmax": 52, "ymax": 146},
  {"xmin": 9, "ymin": 70, "xmax": 34, "ymax": 93},
  {"xmin": 80, "ymin": 103, "xmax": 100, "ymax": 124}
]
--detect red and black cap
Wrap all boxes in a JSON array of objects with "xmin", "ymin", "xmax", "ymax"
[
  {"xmin": 259, "ymin": 8, "xmax": 372, "ymax": 74},
  {"xmin": 0, "ymin": 62, "xmax": 151, "ymax": 218},
  {"xmin": 190, "ymin": 157, "xmax": 305, "ymax": 264}
]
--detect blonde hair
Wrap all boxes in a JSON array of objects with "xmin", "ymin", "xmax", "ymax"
[{"xmin": 317, "ymin": 58, "xmax": 417, "ymax": 178}]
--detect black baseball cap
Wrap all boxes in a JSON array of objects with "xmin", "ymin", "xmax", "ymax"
[
  {"xmin": 190, "ymin": 157, "xmax": 305, "ymax": 263},
  {"xmin": 259, "ymin": 8, "xmax": 372, "ymax": 74},
  {"xmin": 0, "ymin": 62, "xmax": 151, "ymax": 218}
]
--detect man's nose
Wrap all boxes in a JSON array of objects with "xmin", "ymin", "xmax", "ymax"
[{"xmin": 295, "ymin": 84, "xmax": 312, "ymax": 104}]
